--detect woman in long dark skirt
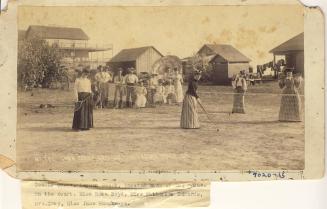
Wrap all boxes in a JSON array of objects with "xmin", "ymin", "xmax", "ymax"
[
  {"xmin": 180, "ymin": 70, "xmax": 202, "ymax": 129},
  {"xmin": 278, "ymin": 68, "xmax": 303, "ymax": 122},
  {"xmin": 72, "ymin": 69, "xmax": 94, "ymax": 130}
]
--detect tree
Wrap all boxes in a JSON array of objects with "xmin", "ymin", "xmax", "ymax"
[
  {"xmin": 18, "ymin": 38, "xmax": 63, "ymax": 89},
  {"xmin": 185, "ymin": 54, "xmax": 214, "ymax": 83}
]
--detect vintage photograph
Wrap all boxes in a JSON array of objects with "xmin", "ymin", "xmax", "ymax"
[{"xmin": 16, "ymin": 5, "xmax": 305, "ymax": 171}]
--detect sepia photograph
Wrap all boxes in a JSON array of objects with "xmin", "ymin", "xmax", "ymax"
[{"xmin": 16, "ymin": 5, "xmax": 305, "ymax": 172}]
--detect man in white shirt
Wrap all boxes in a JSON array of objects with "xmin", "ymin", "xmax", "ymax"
[
  {"xmin": 124, "ymin": 67, "xmax": 139, "ymax": 107},
  {"xmin": 95, "ymin": 65, "xmax": 112, "ymax": 108}
]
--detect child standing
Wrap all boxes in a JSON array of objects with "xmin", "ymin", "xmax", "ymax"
[
  {"xmin": 154, "ymin": 79, "xmax": 166, "ymax": 105},
  {"xmin": 134, "ymin": 81, "xmax": 147, "ymax": 108}
]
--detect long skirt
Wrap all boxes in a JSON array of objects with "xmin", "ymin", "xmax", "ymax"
[
  {"xmin": 279, "ymin": 89, "xmax": 302, "ymax": 122},
  {"xmin": 180, "ymin": 94, "xmax": 200, "ymax": 129},
  {"xmin": 135, "ymin": 94, "xmax": 147, "ymax": 108},
  {"xmin": 147, "ymin": 88, "xmax": 156, "ymax": 105},
  {"xmin": 232, "ymin": 87, "xmax": 245, "ymax": 114},
  {"xmin": 72, "ymin": 92, "xmax": 93, "ymax": 130}
]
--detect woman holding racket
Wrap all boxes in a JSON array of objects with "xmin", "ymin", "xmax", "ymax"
[
  {"xmin": 72, "ymin": 68, "xmax": 94, "ymax": 131},
  {"xmin": 180, "ymin": 69, "xmax": 202, "ymax": 129}
]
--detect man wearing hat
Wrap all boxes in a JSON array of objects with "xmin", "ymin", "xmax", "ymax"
[
  {"xmin": 95, "ymin": 65, "xmax": 112, "ymax": 108},
  {"xmin": 113, "ymin": 67, "xmax": 126, "ymax": 108},
  {"xmin": 124, "ymin": 67, "xmax": 139, "ymax": 107}
]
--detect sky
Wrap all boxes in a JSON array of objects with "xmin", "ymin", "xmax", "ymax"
[{"xmin": 18, "ymin": 5, "xmax": 304, "ymax": 67}]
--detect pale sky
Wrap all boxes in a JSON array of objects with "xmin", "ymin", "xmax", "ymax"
[{"xmin": 18, "ymin": 5, "xmax": 304, "ymax": 67}]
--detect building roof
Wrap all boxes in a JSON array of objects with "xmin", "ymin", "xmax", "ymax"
[
  {"xmin": 109, "ymin": 46, "xmax": 163, "ymax": 62},
  {"xmin": 25, "ymin": 25, "xmax": 89, "ymax": 40},
  {"xmin": 200, "ymin": 44, "xmax": 251, "ymax": 62},
  {"xmin": 270, "ymin": 32, "xmax": 304, "ymax": 54}
]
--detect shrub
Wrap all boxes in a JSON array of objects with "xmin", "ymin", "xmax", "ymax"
[{"xmin": 18, "ymin": 38, "xmax": 63, "ymax": 89}]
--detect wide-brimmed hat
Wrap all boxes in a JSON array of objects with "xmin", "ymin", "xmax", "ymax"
[
  {"xmin": 193, "ymin": 69, "xmax": 202, "ymax": 75},
  {"xmin": 284, "ymin": 68, "xmax": 294, "ymax": 73},
  {"xmin": 82, "ymin": 68, "xmax": 90, "ymax": 74}
]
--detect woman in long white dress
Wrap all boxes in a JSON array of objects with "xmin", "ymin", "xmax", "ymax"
[{"xmin": 174, "ymin": 70, "xmax": 184, "ymax": 103}]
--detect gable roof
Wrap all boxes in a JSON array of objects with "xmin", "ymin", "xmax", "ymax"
[
  {"xmin": 109, "ymin": 46, "xmax": 163, "ymax": 62},
  {"xmin": 199, "ymin": 44, "xmax": 251, "ymax": 62},
  {"xmin": 269, "ymin": 32, "xmax": 304, "ymax": 54},
  {"xmin": 25, "ymin": 25, "xmax": 89, "ymax": 40}
]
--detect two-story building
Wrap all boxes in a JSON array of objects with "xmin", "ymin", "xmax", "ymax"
[{"xmin": 22, "ymin": 25, "xmax": 113, "ymax": 69}]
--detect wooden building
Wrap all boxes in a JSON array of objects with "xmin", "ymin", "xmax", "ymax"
[
  {"xmin": 269, "ymin": 32, "xmax": 304, "ymax": 76},
  {"xmin": 107, "ymin": 46, "xmax": 163, "ymax": 75},
  {"xmin": 22, "ymin": 25, "xmax": 112, "ymax": 68},
  {"xmin": 195, "ymin": 44, "xmax": 251, "ymax": 84}
]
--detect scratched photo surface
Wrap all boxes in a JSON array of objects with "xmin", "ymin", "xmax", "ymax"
[{"xmin": 16, "ymin": 5, "xmax": 305, "ymax": 171}]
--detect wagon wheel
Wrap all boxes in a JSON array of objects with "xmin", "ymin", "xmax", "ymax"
[{"xmin": 152, "ymin": 55, "xmax": 182, "ymax": 76}]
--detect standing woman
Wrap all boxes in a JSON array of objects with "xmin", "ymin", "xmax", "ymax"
[
  {"xmin": 72, "ymin": 68, "xmax": 93, "ymax": 131},
  {"xmin": 232, "ymin": 70, "xmax": 247, "ymax": 114},
  {"xmin": 180, "ymin": 70, "xmax": 202, "ymax": 129},
  {"xmin": 174, "ymin": 69, "xmax": 184, "ymax": 104},
  {"xmin": 278, "ymin": 68, "xmax": 303, "ymax": 122}
]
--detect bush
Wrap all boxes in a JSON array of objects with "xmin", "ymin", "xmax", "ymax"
[{"xmin": 18, "ymin": 38, "xmax": 63, "ymax": 89}]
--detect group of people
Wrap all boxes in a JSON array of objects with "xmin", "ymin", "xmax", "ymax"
[
  {"xmin": 72, "ymin": 66, "xmax": 303, "ymax": 131},
  {"xmin": 230, "ymin": 68, "xmax": 303, "ymax": 121},
  {"xmin": 72, "ymin": 65, "xmax": 184, "ymax": 130}
]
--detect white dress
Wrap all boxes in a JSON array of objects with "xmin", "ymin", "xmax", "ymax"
[
  {"xmin": 154, "ymin": 85, "xmax": 166, "ymax": 103},
  {"xmin": 135, "ymin": 86, "xmax": 147, "ymax": 108},
  {"xmin": 174, "ymin": 74, "xmax": 184, "ymax": 103}
]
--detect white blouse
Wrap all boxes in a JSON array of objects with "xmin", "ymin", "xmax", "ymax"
[{"xmin": 74, "ymin": 78, "xmax": 92, "ymax": 101}]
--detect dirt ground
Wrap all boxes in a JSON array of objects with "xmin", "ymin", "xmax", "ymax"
[{"xmin": 16, "ymin": 82, "xmax": 304, "ymax": 171}]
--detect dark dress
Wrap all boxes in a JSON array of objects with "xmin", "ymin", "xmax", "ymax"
[
  {"xmin": 72, "ymin": 92, "xmax": 94, "ymax": 130},
  {"xmin": 180, "ymin": 79, "xmax": 200, "ymax": 129}
]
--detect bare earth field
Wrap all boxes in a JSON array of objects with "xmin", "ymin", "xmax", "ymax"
[{"xmin": 17, "ymin": 82, "xmax": 304, "ymax": 171}]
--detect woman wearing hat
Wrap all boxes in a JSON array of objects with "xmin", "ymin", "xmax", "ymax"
[
  {"xmin": 278, "ymin": 68, "xmax": 302, "ymax": 122},
  {"xmin": 72, "ymin": 68, "xmax": 93, "ymax": 131},
  {"xmin": 231, "ymin": 70, "xmax": 247, "ymax": 114},
  {"xmin": 180, "ymin": 70, "xmax": 202, "ymax": 129}
]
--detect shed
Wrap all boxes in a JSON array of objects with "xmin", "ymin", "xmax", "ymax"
[
  {"xmin": 196, "ymin": 44, "xmax": 251, "ymax": 84},
  {"xmin": 108, "ymin": 46, "xmax": 163, "ymax": 75},
  {"xmin": 270, "ymin": 32, "xmax": 304, "ymax": 76}
]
